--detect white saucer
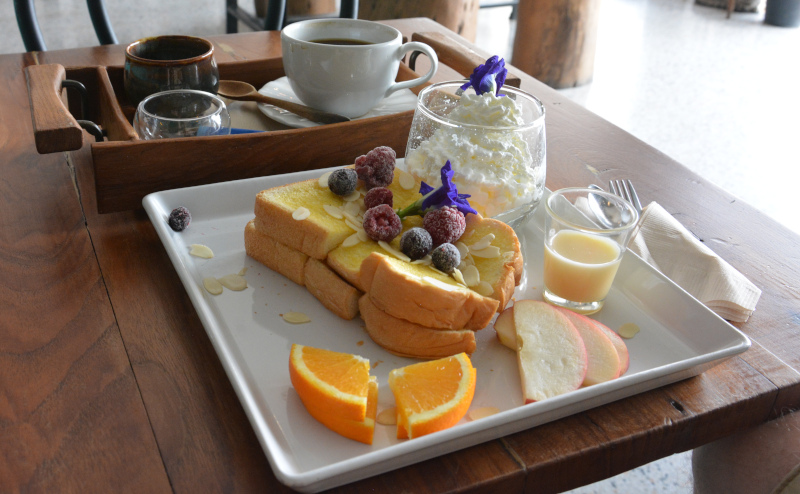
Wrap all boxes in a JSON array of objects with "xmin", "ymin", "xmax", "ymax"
[{"xmin": 257, "ymin": 77, "xmax": 418, "ymax": 128}]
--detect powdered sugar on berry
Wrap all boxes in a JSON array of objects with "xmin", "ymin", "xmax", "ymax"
[
  {"xmin": 424, "ymin": 206, "xmax": 466, "ymax": 246},
  {"xmin": 355, "ymin": 146, "xmax": 396, "ymax": 189}
]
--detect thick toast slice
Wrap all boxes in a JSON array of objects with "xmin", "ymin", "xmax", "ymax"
[
  {"xmin": 244, "ymin": 219, "xmax": 308, "ymax": 285},
  {"xmin": 254, "ymin": 169, "xmax": 422, "ymax": 260},
  {"xmin": 360, "ymin": 252, "xmax": 499, "ymax": 330},
  {"xmin": 357, "ymin": 214, "xmax": 522, "ymax": 330},
  {"xmin": 254, "ymin": 178, "xmax": 355, "ymax": 260},
  {"xmin": 245, "ymin": 219, "xmax": 360, "ymax": 320},
  {"xmin": 358, "ymin": 295, "xmax": 476, "ymax": 359}
]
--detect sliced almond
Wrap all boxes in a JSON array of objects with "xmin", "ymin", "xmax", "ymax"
[
  {"xmin": 397, "ymin": 170, "xmax": 415, "ymax": 190},
  {"xmin": 203, "ymin": 277, "xmax": 223, "ymax": 295},
  {"xmin": 218, "ymin": 273, "xmax": 247, "ymax": 291},
  {"xmin": 421, "ymin": 276, "xmax": 459, "ymax": 291},
  {"xmin": 475, "ymin": 280, "xmax": 494, "ymax": 296},
  {"xmin": 343, "ymin": 211, "xmax": 360, "ymax": 224},
  {"xmin": 469, "ymin": 233, "xmax": 496, "ymax": 252},
  {"xmin": 378, "ymin": 241, "xmax": 411, "ymax": 262},
  {"xmin": 318, "ymin": 171, "xmax": 332, "ymax": 188},
  {"xmin": 343, "ymin": 200, "xmax": 362, "ymax": 216},
  {"xmin": 412, "ymin": 255, "xmax": 432, "ymax": 266},
  {"xmin": 323, "ymin": 204, "xmax": 344, "ymax": 219},
  {"xmin": 238, "ymin": 267, "xmax": 248, "ymax": 276},
  {"xmin": 292, "ymin": 207, "xmax": 311, "ymax": 221},
  {"xmin": 282, "ymin": 312, "xmax": 311, "ymax": 324},
  {"xmin": 462, "ymin": 264, "xmax": 480, "ymax": 287},
  {"xmin": 342, "ymin": 232, "xmax": 361, "ymax": 247},
  {"xmin": 189, "ymin": 244, "xmax": 214, "ymax": 259},
  {"xmin": 469, "ymin": 245, "xmax": 501, "ymax": 258},
  {"xmin": 343, "ymin": 190, "xmax": 360, "ymax": 202},
  {"xmin": 377, "ymin": 407, "xmax": 397, "ymax": 425},
  {"xmin": 469, "ymin": 407, "xmax": 500, "ymax": 421},
  {"xmin": 618, "ymin": 323, "xmax": 640, "ymax": 339},
  {"xmin": 455, "ymin": 241, "xmax": 469, "ymax": 259},
  {"xmin": 345, "ymin": 218, "xmax": 362, "ymax": 232},
  {"xmin": 453, "ymin": 268, "xmax": 467, "ymax": 286}
]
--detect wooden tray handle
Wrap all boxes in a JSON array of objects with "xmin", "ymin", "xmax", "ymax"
[
  {"xmin": 411, "ymin": 32, "xmax": 521, "ymax": 88},
  {"xmin": 25, "ymin": 64, "xmax": 84, "ymax": 154}
]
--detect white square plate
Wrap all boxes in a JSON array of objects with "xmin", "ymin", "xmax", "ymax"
[{"xmin": 143, "ymin": 166, "xmax": 750, "ymax": 493}]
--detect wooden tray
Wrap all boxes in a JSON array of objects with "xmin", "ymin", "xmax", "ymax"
[{"xmin": 24, "ymin": 32, "xmax": 519, "ymax": 214}]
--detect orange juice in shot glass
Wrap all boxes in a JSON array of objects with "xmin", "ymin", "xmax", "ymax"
[{"xmin": 543, "ymin": 188, "xmax": 639, "ymax": 314}]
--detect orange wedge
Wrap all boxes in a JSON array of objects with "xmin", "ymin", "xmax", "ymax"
[
  {"xmin": 388, "ymin": 352, "xmax": 476, "ymax": 439},
  {"xmin": 303, "ymin": 377, "xmax": 378, "ymax": 444},
  {"xmin": 289, "ymin": 344, "xmax": 370, "ymax": 421}
]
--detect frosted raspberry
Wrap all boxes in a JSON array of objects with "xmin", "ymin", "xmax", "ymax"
[
  {"xmin": 168, "ymin": 206, "xmax": 191, "ymax": 231},
  {"xmin": 354, "ymin": 146, "xmax": 395, "ymax": 189},
  {"xmin": 400, "ymin": 227, "xmax": 433, "ymax": 260},
  {"xmin": 328, "ymin": 168, "xmax": 357, "ymax": 196},
  {"xmin": 423, "ymin": 206, "xmax": 466, "ymax": 246},
  {"xmin": 432, "ymin": 243, "xmax": 461, "ymax": 273},
  {"xmin": 364, "ymin": 187, "xmax": 393, "ymax": 209},
  {"xmin": 362, "ymin": 204, "xmax": 402, "ymax": 242}
]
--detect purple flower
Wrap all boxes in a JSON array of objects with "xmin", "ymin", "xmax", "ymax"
[
  {"xmin": 396, "ymin": 161, "xmax": 477, "ymax": 219},
  {"xmin": 459, "ymin": 56, "xmax": 508, "ymax": 96}
]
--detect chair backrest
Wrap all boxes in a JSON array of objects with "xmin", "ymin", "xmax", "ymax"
[
  {"xmin": 226, "ymin": 0, "xmax": 358, "ymax": 34},
  {"xmin": 14, "ymin": 0, "xmax": 118, "ymax": 52}
]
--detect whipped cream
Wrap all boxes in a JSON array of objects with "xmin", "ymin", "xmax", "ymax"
[{"xmin": 405, "ymin": 92, "xmax": 544, "ymax": 219}]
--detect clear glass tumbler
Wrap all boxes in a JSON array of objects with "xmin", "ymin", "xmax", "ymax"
[
  {"xmin": 404, "ymin": 81, "xmax": 546, "ymax": 227},
  {"xmin": 543, "ymin": 188, "xmax": 639, "ymax": 314},
  {"xmin": 134, "ymin": 89, "xmax": 231, "ymax": 140}
]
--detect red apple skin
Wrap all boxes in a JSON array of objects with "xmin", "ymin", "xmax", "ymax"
[
  {"xmin": 589, "ymin": 319, "xmax": 630, "ymax": 375},
  {"xmin": 552, "ymin": 307, "xmax": 621, "ymax": 386}
]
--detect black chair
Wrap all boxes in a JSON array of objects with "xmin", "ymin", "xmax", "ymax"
[
  {"xmin": 14, "ymin": 0, "xmax": 117, "ymax": 52},
  {"xmin": 226, "ymin": 0, "xmax": 358, "ymax": 33}
]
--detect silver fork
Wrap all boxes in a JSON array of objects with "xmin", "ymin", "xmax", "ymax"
[{"xmin": 609, "ymin": 179, "xmax": 643, "ymax": 214}]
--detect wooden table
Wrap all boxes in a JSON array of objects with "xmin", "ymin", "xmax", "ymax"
[{"xmin": 3, "ymin": 18, "xmax": 799, "ymax": 493}]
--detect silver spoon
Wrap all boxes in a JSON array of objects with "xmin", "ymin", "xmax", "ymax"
[
  {"xmin": 217, "ymin": 80, "xmax": 351, "ymax": 125},
  {"xmin": 587, "ymin": 184, "xmax": 632, "ymax": 228}
]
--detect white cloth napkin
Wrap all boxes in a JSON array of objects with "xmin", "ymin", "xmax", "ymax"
[{"xmin": 628, "ymin": 202, "xmax": 761, "ymax": 323}]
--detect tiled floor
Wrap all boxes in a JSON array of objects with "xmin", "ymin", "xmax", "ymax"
[{"xmin": 4, "ymin": 1, "xmax": 798, "ymax": 492}]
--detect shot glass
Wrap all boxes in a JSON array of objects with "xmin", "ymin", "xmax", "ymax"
[
  {"xmin": 133, "ymin": 89, "xmax": 231, "ymax": 140},
  {"xmin": 542, "ymin": 188, "xmax": 639, "ymax": 314}
]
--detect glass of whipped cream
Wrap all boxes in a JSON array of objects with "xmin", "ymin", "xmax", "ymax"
[{"xmin": 404, "ymin": 81, "xmax": 546, "ymax": 227}]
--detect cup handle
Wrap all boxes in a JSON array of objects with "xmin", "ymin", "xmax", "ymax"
[{"xmin": 385, "ymin": 42, "xmax": 439, "ymax": 97}]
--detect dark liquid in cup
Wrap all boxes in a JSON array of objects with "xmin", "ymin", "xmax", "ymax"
[{"xmin": 310, "ymin": 38, "xmax": 375, "ymax": 46}]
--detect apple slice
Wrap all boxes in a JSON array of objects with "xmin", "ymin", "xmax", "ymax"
[
  {"xmin": 513, "ymin": 300, "xmax": 588, "ymax": 403},
  {"xmin": 553, "ymin": 307, "xmax": 621, "ymax": 386},
  {"xmin": 590, "ymin": 319, "xmax": 630, "ymax": 375},
  {"xmin": 494, "ymin": 306, "xmax": 517, "ymax": 350}
]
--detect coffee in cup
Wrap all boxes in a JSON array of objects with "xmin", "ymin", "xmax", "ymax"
[{"xmin": 281, "ymin": 19, "xmax": 438, "ymax": 118}]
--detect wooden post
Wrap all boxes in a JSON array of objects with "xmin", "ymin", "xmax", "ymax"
[
  {"xmin": 358, "ymin": 0, "xmax": 480, "ymax": 42},
  {"xmin": 511, "ymin": 0, "xmax": 600, "ymax": 89}
]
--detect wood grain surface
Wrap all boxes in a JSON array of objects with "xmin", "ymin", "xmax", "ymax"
[
  {"xmin": 4, "ymin": 17, "xmax": 799, "ymax": 494},
  {"xmin": 0, "ymin": 54, "xmax": 170, "ymax": 492}
]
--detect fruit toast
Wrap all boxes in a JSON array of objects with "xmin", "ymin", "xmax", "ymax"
[{"xmin": 245, "ymin": 147, "xmax": 523, "ymax": 358}]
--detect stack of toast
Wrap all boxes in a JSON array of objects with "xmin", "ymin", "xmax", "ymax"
[{"xmin": 244, "ymin": 163, "xmax": 524, "ymax": 359}]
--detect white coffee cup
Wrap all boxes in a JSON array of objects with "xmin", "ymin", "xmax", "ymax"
[{"xmin": 281, "ymin": 19, "xmax": 439, "ymax": 118}]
